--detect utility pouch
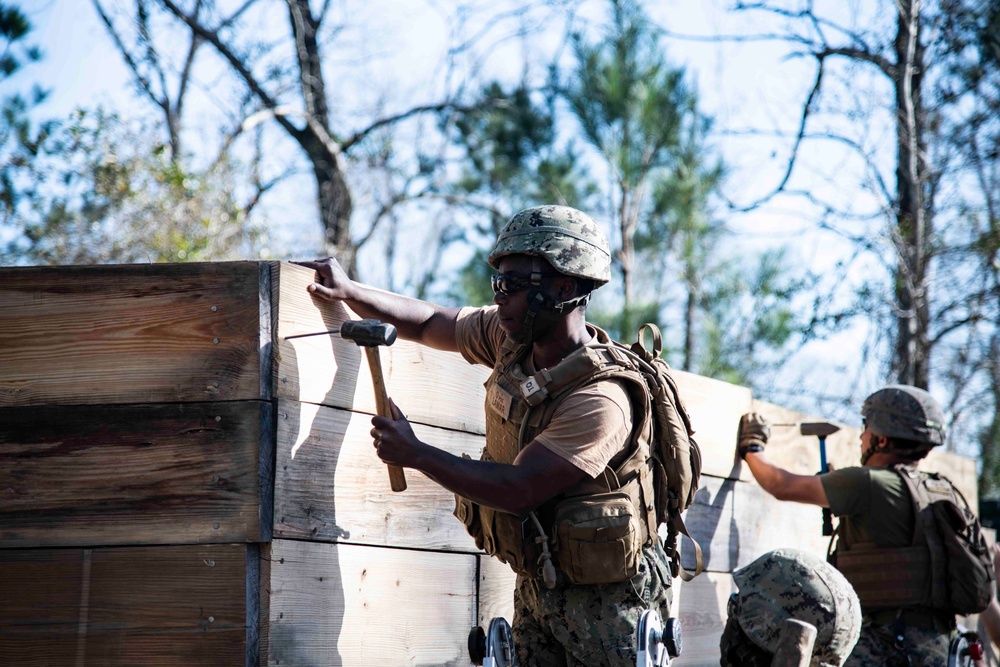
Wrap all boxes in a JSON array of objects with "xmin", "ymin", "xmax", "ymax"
[
  {"xmin": 454, "ymin": 494, "xmax": 486, "ymax": 552},
  {"xmin": 453, "ymin": 455, "xmax": 486, "ymax": 551},
  {"xmin": 554, "ymin": 490, "xmax": 642, "ymax": 585}
]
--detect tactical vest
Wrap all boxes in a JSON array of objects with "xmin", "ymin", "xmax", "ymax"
[
  {"xmin": 830, "ymin": 464, "xmax": 986, "ymax": 613},
  {"xmin": 454, "ymin": 325, "xmax": 657, "ymax": 582}
]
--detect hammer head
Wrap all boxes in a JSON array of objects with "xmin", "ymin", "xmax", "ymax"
[
  {"xmin": 339, "ymin": 319, "xmax": 397, "ymax": 347},
  {"xmin": 340, "ymin": 319, "xmax": 396, "ymax": 347},
  {"xmin": 800, "ymin": 422, "xmax": 840, "ymax": 438}
]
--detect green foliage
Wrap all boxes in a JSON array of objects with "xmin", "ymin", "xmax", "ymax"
[
  {"xmin": 2, "ymin": 108, "xmax": 264, "ymax": 265},
  {"xmin": 564, "ymin": 0, "xmax": 690, "ymax": 189},
  {"xmin": 0, "ymin": 2, "xmax": 49, "ymax": 225},
  {"xmin": 444, "ymin": 79, "xmax": 597, "ymax": 304},
  {"xmin": 697, "ymin": 248, "xmax": 810, "ymax": 387},
  {"xmin": 448, "ymin": 247, "xmax": 496, "ymax": 308},
  {"xmin": 448, "ymin": 80, "xmax": 594, "ymax": 222}
]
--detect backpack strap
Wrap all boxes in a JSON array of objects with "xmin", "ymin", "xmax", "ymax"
[{"xmin": 673, "ymin": 511, "xmax": 704, "ymax": 582}]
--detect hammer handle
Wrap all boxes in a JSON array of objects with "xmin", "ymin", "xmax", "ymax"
[{"xmin": 363, "ymin": 346, "xmax": 407, "ymax": 492}]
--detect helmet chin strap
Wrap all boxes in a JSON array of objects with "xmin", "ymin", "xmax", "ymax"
[
  {"xmin": 861, "ymin": 435, "xmax": 930, "ymax": 465},
  {"xmin": 513, "ymin": 258, "xmax": 590, "ymax": 344}
]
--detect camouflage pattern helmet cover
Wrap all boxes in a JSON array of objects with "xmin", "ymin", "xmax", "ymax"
[
  {"xmin": 488, "ymin": 205, "xmax": 611, "ymax": 284},
  {"xmin": 731, "ymin": 548, "xmax": 862, "ymax": 667},
  {"xmin": 861, "ymin": 384, "xmax": 946, "ymax": 446}
]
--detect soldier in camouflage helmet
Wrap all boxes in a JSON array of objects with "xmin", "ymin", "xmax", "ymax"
[
  {"xmin": 721, "ymin": 548, "xmax": 861, "ymax": 667},
  {"xmin": 859, "ymin": 384, "xmax": 946, "ymax": 462},
  {"xmin": 486, "ymin": 205, "xmax": 611, "ymax": 345},
  {"xmin": 734, "ymin": 385, "xmax": 977, "ymax": 666},
  {"xmin": 297, "ymin": 206, "xmax": 674, "ymax": 666},
  {"xmin": 488, "ymin": 205, "xmax": 612, "ymax": 284}
]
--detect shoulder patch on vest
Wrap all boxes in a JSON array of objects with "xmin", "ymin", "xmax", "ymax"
[{"xmin": 924, "ymin": 478, "xmax": 952, "ymax": 496}]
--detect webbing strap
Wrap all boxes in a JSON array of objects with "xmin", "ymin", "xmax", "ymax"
[{"xmin": 673, "ymin": 512, "xmax": 704, "ymax": 582}]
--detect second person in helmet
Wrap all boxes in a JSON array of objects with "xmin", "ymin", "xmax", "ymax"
[
  {"xmin": 297, "ymin": 205, "xmax": 673, "ymax": 667},
  {"xmin": 735, "ymin": 385, "xmax": 969, "ymax": 666}
]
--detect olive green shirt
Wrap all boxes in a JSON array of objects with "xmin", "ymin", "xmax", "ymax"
[{"xmin": 820, "ymin": 466, "xmax": 916, "ymax": 549}]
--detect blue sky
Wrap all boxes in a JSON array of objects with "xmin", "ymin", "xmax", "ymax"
[{"xmin": 30, "ymin": 0, "xmax": 138, "ymax": 120}]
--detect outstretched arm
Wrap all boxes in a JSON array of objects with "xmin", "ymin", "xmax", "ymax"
[
  {"xmin": 737, "ymin": 413, "xmax": 830, "ymax": 507},
  {"xmin": 743, "ymin": 450, "xmax": 830, "ymax": 506},
  {"xmin": 295, "ymin": 257, "xmax": 462, "ymax": 352}
]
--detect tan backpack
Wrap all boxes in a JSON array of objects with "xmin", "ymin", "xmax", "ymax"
[{"xmin": 538, "ymin": 323, "xmax": 704, "ymax": 580}]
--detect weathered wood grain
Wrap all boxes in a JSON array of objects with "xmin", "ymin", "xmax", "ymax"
[
  {"xmin": 672, "ymin": 370, "xmax": 754, "ymax": 480},
  {"xmin": 273, "ymin": 398, "xmax": 483, "ymax": 551},
  {"xmin": 0, "ymin": 544, "xmax": 257, "ymax": 666},
  {"xmin": 671, "ymin": 570, "xmax": 736, "ymax": 666},
  {"xmin": 478, "ymin": 553, "xmax": 518, "ymax": 626},
  {"xmin": 0, "ymin": 262, "xmax": 269, "ymax": 407},
  {"xmin": 267, "ymin": 539, "xmax": 477, "ymax": 666},
  {"xmin": 681, "ymin": 474, "xmax": 832, "ymax": 574},
  {"xmin": 0, "ymin": 401, "xmax": 273, "ymax": 548},
  {"xmin": 274, "ymin": 262, "xmax": 492, "ymax": 434}
]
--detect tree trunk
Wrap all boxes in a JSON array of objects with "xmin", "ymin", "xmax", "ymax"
[
  {"xmin": 619, "ymin": 187, "xmax": 635, "ymax": 333},
  {"xmin": 892, "ymin": 0, "xmax": 931, "ymax": 389},
  {"xmin": 286, "ymin": 0, "xmax": 354, "ymax": 272}
]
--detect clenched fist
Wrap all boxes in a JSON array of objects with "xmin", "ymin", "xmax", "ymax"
[{"xmin": 737, "ymin": 412, "xmax": 771, "ymax": 460}]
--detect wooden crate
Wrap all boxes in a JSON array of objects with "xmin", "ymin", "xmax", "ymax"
[{"xmin": 0, "ymin": 261, "xmax": 982, "ymax": 667}]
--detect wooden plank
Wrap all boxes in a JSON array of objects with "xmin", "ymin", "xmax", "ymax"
[
  {"xmin": 268, "ymin": 539, "xmax": 476, "ymax": 666},
  {"xmin": 274, "ymin": 262, "xmax": 492, "ymax": 434},
  {"xmin": 671, "ymin": 571, "xmax": 736, "ymax": 666},
  {"xmin": 0, "ymin": 544, "xmax": 257, "ymax": 666},
  {"xmin": 672, "ymin": 370, "xmax": 753, "ymax": 480},
  {"xmin": 273, "ymin": 398, "xmax": 482, "ymax": 551},
  {"xmin": 681, "ymin": 474, "xmax": 831, "ymax": 574},
  {"xmin": 0, "ymin": 401, "xmax": 273, "ymax": 548},
  {"xmin": 0, "ymin": 262, "xmax": 266, "ymax": 407},
  {"xmin": 478, "ymin": 554, "xmax": 517, "ymax": 627}
]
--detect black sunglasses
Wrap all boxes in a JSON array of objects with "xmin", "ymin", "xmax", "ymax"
[{"xmin": 490, "ymin": 272, "xmax": 559, "ymax": 296}]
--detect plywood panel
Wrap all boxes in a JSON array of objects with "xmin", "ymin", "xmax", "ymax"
[
  {"xmin": 671, "ymin": 571, "xmax": 736, "ymax": 666},
  {"xmin": 681, "ymin": 474, "xmax": 831, "ymax": 574},
  {"xmin": 0, "ymin": 401, "xmax": 273, "ymax": 548},
  {"xmin": 672, "ymin": 370, "xmax": 753, "ymax": 480},
  {"xmin": 273, "ymin": 398, "xmax": 483, "ymax": 551},
  {"xmin": 267, "ymin": 540, "xmax": 476, "ymax": 666},
  {"xmin": 0, "ymin": 262, "xmax": 269, "ymax": 407},
  {"xmin": 478, "ymin": 554, "xmax": 518, "ymax": 626},
  {"xmin": 274, "ymin": 262, "xmax": 491, "ymax": 434},
  {"xmin": 0, "ymin": 544, "xmax": 257, "ymax": 666}
]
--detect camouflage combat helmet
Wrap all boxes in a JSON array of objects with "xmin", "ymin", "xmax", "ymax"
[
  {"xmin": 861, "ymin": 384, "xmax": 946, "ymax": 446},
  {"xmin": 488, "ymin": 205, "xmax": 611, "ymax": 284},
  {"xmin": 731, "ymin": 548, "xmax": 861, "ymax": 667}
]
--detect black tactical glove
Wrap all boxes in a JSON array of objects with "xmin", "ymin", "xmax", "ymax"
[{"xmin": 737, "ymin": 412, "xmax": 771, "ymax": 459}]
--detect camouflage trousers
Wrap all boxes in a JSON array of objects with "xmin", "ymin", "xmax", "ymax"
[
  {"xmin": 512, "ymin": 543, "xmax": 673, "ymax": 667},
  {"xmin": 844, "ymin": 619, "xmax": 952, "ymax": 667}
]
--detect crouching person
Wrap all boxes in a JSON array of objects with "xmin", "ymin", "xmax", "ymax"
[{"xmin": 721, "ymin": 548, "xmax": 861, "ymax": 667}]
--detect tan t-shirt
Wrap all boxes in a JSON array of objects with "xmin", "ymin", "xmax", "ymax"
[{"xmin": 455, "ymin": 305, "xmax": 633, "ymax": 478}]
